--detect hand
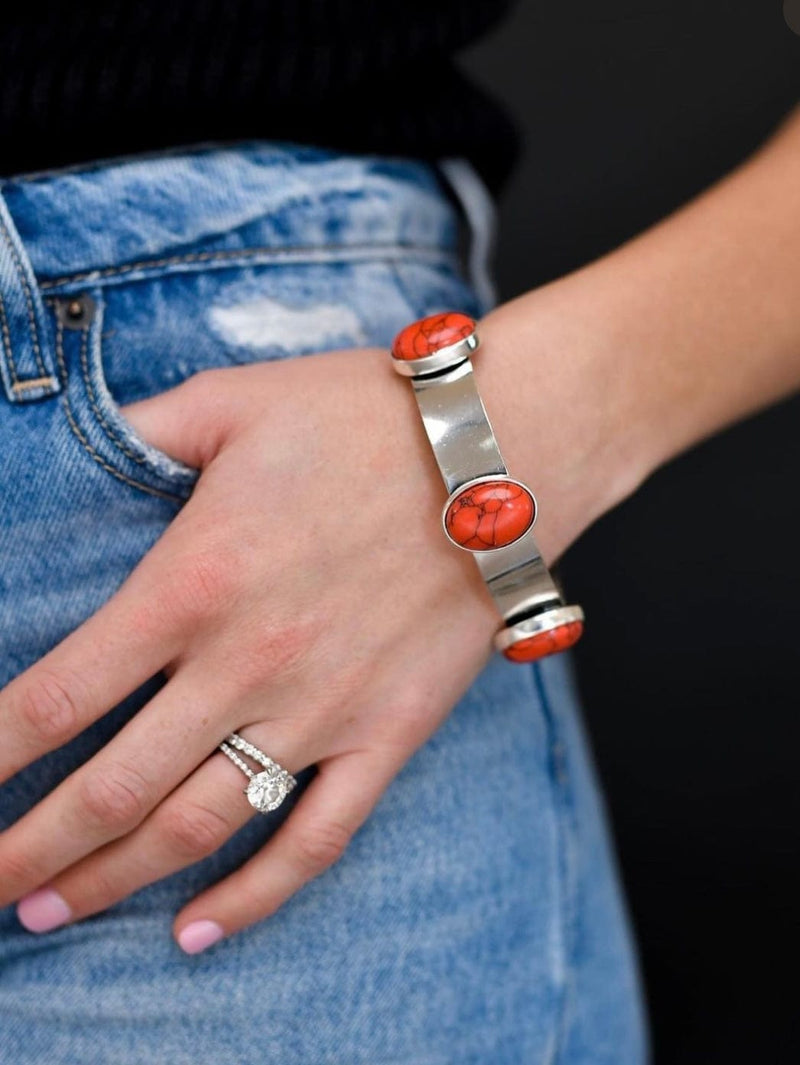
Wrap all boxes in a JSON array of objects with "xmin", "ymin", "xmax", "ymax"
[{"xmin": 0, "ymin": 344, "xmax": 542, "ymax": 953}]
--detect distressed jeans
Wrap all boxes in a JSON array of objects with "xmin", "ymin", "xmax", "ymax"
[{"xmin": 0, "ymin": 141, "xmax": 649, "ymax": 1064}]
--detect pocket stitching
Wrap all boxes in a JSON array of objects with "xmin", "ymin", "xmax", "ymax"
[
  {"xmin": 0, "ymin": 292, "xmax": 20, "ymax": 385},
  {"xmin": 51, "ymin": 312, "xmax": 187, "ymax": 503},
  {"xmin": 77, "ymin": 316, "xmax": 149, "ymax": 466},
  {"xmin": 77, "ymin": 288, "xmax": 199, "ymax": 487}
]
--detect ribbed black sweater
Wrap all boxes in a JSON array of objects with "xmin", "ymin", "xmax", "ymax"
[{"xmin": 0, "ymin": 0, "xmax": 519, "ymax": 192}]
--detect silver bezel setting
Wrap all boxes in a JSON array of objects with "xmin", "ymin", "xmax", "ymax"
[
  {"xmin": 391, "ymin": 331, "xmax": 479, "ymax": 378},
  {"xmin": 441, "ymin": 473, "xmax": 538, "ymax": 552},
  {"xmin": 493, "ymin": 604, "xmax": 585, "ymax": 654}
]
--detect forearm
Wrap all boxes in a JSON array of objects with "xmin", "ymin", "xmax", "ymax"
[{"xmin": 477, "ymin": 104, "xmax": 800, "ymax": 552}]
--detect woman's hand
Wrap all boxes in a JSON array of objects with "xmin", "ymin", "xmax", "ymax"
[
  {"xmin": 0, "ymin": 339, "xmax": 604, "ymax": 953},
  {"xmin": 3, "ymin": 96, "xmax": 800, "ymax": 953}
]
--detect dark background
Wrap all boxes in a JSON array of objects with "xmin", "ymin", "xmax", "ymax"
[{"xmin": 464, "ymin": 4, "xmax": 800, "ymax": 1063}]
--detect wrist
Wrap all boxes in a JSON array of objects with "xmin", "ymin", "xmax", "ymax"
[
  {"xmin": 474, "ymin": 274, "xmax": 653, "ymax": 563},
  {"xmin": 475, "ymin": 105, "xmax": 800, "ymax": 562}
]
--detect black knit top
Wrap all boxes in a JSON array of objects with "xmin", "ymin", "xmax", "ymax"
[{"xmin": 0, "ymin": 0, "xmax": 519, "ymax": 192}]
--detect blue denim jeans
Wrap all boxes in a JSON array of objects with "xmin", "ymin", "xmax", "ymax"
[{"xmin": 0, "ymin": 142, "xmax": 649, "ymax": 1064}]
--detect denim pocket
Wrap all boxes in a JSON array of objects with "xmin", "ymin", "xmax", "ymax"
[
  {"xmin": 46, "ymin": 287, "xmax": 201, "ymax": 503},
  {"xmin": 46, "ymin": 254, "xmax": 476, "ymax": 502}
]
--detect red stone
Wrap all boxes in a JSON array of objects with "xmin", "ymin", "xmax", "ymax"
[
  {"xmin": 392, "ymin": 312, "xmax": 476, "ymax": 361},
  {"xmin": 503, "ymin": 620, "xmax": 584, "ymax": 663},
  {"xmin": 444, "ymin": 479, "xmax": 535, "ymax": 550}
]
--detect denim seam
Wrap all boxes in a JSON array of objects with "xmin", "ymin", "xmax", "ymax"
[
  {"xmin": 0, "ymin": 291, "xmax": 18, "ymax": 384},
  {"xmin": 0, "ymin": 211, "xmax": 46, "ymax": 376},
  {"xmin": 532, "ymin": 660, "xmax": 580, "ymax": 1065},
  {"xmin": 37, "ymin": 243, "xmax": 459, "ymax": 292},
  {"xmin": 52, "ymin": 315, "xmax": 186, "ymax": 503},
  {"xmin": 77, "ymin": 311, "xmax": 148, "ymax": 466}
]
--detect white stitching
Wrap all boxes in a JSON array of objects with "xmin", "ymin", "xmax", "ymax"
[
  {"xmin": 0, "ymin": 292, "xmax": 19, "ymax": 385},
  {"xmin": 11, "ymin": 375, "xmax": 57, "ymax": 392},
  {"xmin": 52, "ymin": 316, "xmax": 188, "ymax": 504},
  {"xmin": 77, "ymin": 316, "xmax": 148, "ymax": 465},
  {"xmin": 0, "ymin": 211, "xmax": 46, "ymax": 375}
]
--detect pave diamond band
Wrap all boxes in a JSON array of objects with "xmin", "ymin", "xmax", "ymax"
[{"xmin": 218, "ymin": 731, "xmax": 297, "ymax": 814}]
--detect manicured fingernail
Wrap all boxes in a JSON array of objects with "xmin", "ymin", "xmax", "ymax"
[
  {"xmin": 177, "ymin": 919, "xmax": 225, "ymax": 955},
  {"xmin": 17, "ymin": 888, "xmax": 72, "ymax": 933}
]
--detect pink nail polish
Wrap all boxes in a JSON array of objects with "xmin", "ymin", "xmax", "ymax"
[
  {"xmin": 177, "ymin": 919, "xmax": 224, "ymax": 954},
  {"xmin": 17, "ymin": 888, "xmax": 72, "ymax": 933}
]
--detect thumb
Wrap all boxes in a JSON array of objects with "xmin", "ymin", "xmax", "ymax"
[{"xmin": 119, "ymin": 371, "xmax": 238, "ymax": 470}]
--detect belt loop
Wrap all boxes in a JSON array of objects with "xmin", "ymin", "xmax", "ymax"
[
  {"xmin": 0, "ymin": 190, "xmax": 60, "ymax": 404},
  {"xmin": 435, "ymin": 157, "xmax": 499, "ymax": 314}
]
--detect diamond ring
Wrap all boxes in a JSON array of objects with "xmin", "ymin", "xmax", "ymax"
[{"xmin": 218, "ymin": 732, "xmax": 297, "ymax": 814}]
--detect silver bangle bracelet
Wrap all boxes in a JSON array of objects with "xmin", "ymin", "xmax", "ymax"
[{"xmin": 390, "ymin": 312, "xmax": 584, "ymax": 664}]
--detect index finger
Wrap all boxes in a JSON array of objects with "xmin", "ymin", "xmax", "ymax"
[{"xmin": 0, "ymin": 525, "xmax": 203, "ymax": 785}]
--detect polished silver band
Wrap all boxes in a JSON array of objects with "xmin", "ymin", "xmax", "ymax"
[
  {"xmin": 219, "ymin": 731, "xmax": 297, "ymax": 814},
  {"xmin": 391, "ymin": 320, "xmax": 583, "ymax": 661},
  {"xmin": 418, "ymin": 355, "xmax": 559, "ymax": 614},
  {"xmin": 412, "ymin": 356, "xmax": 562, "ymax": 618}
]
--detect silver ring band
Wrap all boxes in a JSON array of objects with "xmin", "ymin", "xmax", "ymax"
[{"xmin": 218, "ymin": 731, "xmax": 297, "ymax": 814}]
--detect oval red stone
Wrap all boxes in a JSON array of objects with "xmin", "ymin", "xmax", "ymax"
[
  {"xmin": 503, "ymin": 620, "xmax": 584, "ymax": 663},
  {"xmin": 392, "ymin": 312, "xmax": 476, "ymax": 361},
  {"xmin": 444, "ymin": 479, "xmax": 535, "ymax": 550}
]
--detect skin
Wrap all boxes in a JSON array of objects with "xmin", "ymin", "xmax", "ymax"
[{"xmin": 2, "ymin": 104, "xmax": 800, "ymax": 952}]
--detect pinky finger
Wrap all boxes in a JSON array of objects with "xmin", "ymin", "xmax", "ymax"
[{"xmin": 173, "ymin": 746, "xmax": 401, "ymax": 953}]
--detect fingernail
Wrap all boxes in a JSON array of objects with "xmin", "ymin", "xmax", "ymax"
[
  {"xmin": 177, "ymin": 919, "xmax": 225, "ymax": 955},
  {"xmin": 17, "ymin": 888, "xmax": 72, "ymax": 933}
]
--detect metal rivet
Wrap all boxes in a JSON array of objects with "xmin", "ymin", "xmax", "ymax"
[{"xmin": 56, "ymin": 294, "xmax": 96, "ymax": 329}]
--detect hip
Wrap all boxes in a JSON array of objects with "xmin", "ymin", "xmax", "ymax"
[{"xmin": 0, "ymin": 139, "xmax": 648, "ymax": 1064}]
